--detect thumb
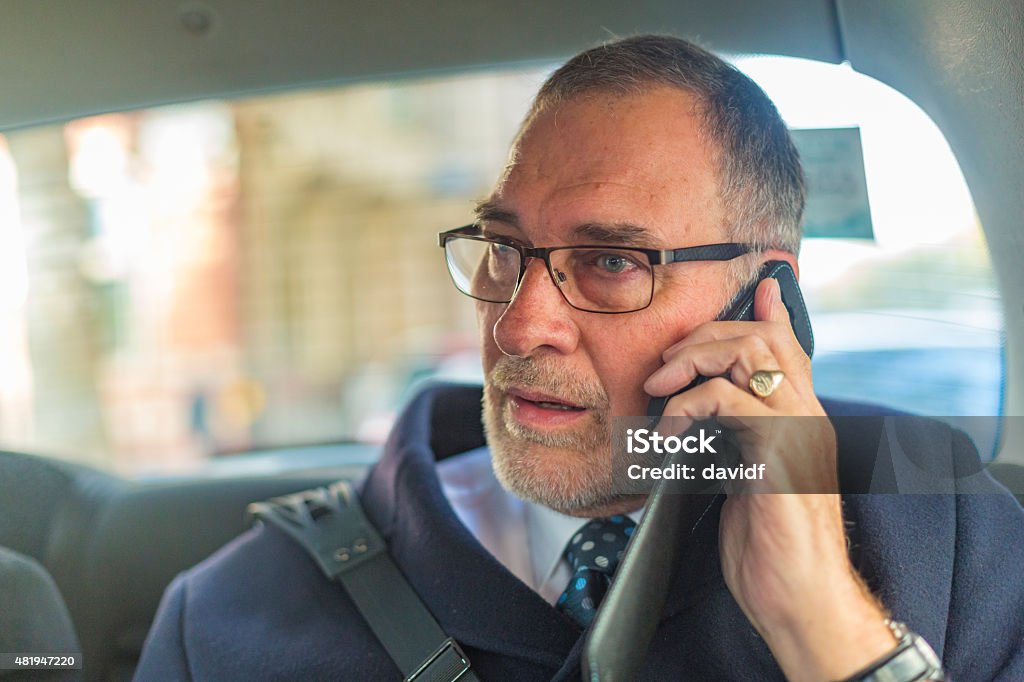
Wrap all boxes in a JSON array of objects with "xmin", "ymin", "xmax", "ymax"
[{"xmin": 753, "ymin": 278, "xmax": 785, "ymax": 323}]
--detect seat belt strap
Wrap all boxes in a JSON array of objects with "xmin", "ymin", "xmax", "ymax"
[{"xmin": 248, "ymin": 481, "xmax": 479, "ymax": 682}]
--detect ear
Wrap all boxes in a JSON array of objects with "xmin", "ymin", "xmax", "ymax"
[{"xmin": 760, "ymin": 249, "xmax": 799, "ymax": 280}]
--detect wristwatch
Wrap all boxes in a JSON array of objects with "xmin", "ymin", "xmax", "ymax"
[{"xmin": 841, "ymin": 619, "xmax": 948, "ymax": 682}]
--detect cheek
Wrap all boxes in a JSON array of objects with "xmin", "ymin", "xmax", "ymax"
[
  {"xmin": 586, "ymin": 315, "xmax": 678, "ymax": 416},
  {"xmin": 588, "ymin": 284, "xmax": 723, "ymax": 416}
]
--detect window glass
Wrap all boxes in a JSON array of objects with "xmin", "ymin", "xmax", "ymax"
[
  {"xmin": 735, "ymin": 57, "xmax": 1002, "ymax": 456},
  {"xmin": 0, "ymin": 57, "xmax": 1001, "ymax": 475}
]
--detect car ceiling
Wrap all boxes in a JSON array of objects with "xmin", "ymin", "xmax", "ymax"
[{"xmin": 1, "ymin": 0, "xmax": 1022, "ymax": 455}]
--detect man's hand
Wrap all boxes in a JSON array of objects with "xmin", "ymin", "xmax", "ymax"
[{"xmin": 644, "ymin": 278, "xmax": 897, "ymax": 682}]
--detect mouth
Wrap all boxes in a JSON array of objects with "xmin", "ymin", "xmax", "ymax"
[
  {"xmin": 508, "ymin": 387, "xmax": 586, "ymax": 410},
  {"xmin": 505, "ymin": 386, "xmax": 589, "ymax": 428}
]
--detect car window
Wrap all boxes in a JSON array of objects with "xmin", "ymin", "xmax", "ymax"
[
  {"xmin": 735, "ymin": 56, "xmax": 1003, "ymax": 457},
  {"xmin": 0, "ymin": 57, "xmax": 1000, "ymax": 475}
]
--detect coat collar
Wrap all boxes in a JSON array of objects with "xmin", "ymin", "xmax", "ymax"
[
  {"xmin": 355, "ymin": 383, "xmax": 734, "ymax": 666},
  {"xmin": 359, "ymin": 382, "xmax": 582, "ymax": 672}
]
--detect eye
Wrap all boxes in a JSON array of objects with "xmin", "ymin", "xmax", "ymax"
[
  {"xmin": 486, "ymin": 242, "xmax": 519, "ymax": 277},
  {"xmin": 565, "ymin": 249, "xmax": 648, "ymax": 278},
  {"xmin": 490, "ymin": 242, "xmax": 515, "ymax": 259},
  {"xmin": 595, "ymin": 253, "xmax": 632, "ymax": 273}
]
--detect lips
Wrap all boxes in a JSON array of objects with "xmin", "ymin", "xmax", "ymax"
[
  {"xmin": 507, "ymin": 387, "xmax": 586, "ymax": 411},
  {"xmin": 504, "ymin": 386, "xmax": 590, "ymax": 430}
]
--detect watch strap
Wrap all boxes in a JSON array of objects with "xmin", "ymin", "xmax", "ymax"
[{"xmin": 841, "ymin": 620, "xmax": 947, "ymax": 682}]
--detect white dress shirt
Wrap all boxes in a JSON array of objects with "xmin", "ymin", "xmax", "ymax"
[{"xmin": 437, "ymin": 447, "xmax": 642, "ymax": 606}]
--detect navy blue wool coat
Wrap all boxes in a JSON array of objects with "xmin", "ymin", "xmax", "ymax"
[{"xmin": 135, "ymin": 383, "xmax": 1024, "ymax": 681}]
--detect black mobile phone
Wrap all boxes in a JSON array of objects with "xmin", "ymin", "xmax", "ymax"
[{"xmin": 645, "ymin": 260, "xmax": 814, "ymax": 419}]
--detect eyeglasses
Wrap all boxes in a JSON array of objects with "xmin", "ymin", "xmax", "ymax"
[{"xmin": 438, "ymin": 224, "xmax": 755, "ymax": 314}]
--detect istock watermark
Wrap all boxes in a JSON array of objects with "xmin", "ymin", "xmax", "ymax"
[
  {"xmin": 609, "ymin": 415, "xmax": 1010, "ymax": 496},
  {"xmin": 622, "ymin": 426, "xmax": 765, "ymax": 483},
  {"xmin": 625, "ymin": 427, "xmax": 718, "ymax": 455},
  {"xmin": 612, "ymin": 418, "xmax": 745, "ymax": 495}
]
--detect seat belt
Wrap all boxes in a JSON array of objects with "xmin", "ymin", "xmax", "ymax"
[
  {"xmin": 248, "ymin": 481, "xmax": 479, "ymax": 682},
  {"xmin": 583, "ymin": 419, "xmax": 734, "ymax": 681}
]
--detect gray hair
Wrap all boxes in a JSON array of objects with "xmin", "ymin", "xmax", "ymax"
[{"xmin": 523, "ymin": 35, "xmax": 805, "ymax": 283}]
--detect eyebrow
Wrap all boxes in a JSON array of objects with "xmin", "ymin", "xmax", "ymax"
[
  {"xmin": 474, "ymin": 198, "xmax": 519, "ymax": 227},
  {"xmin": 571, "ymin": 223, "xmax": 655, "ymax": 247},
  {"xmin": 473, "ymin": 199, "xmax": 657, "ymax": 248}
]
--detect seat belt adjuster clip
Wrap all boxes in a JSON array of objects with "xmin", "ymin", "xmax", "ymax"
[{"xmin": 405, "ymin": 637, "xmax": 471, "ymax": 682}]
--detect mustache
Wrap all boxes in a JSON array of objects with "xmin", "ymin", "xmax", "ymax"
[{"xmin": 488, "ymin": 355, "xmax": 609, "ymax": 410}]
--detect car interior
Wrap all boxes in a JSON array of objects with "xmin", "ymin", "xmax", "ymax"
[{"xmin": 1, "ymin": 1, "xmax": 1022, "ymax": 680}]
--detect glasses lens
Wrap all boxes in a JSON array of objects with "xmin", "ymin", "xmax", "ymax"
[
  {"xmin": 445, "ymin": 236, "xmax": 521, "ymax": 303},
  {"xmin": 550, "ymin": 248, "xmax": 654, "ymax": 312}
]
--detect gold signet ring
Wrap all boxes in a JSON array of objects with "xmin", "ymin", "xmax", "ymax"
[{"xmin": 749, "ymin": 369, "xmax": 785, "ymax": 399}]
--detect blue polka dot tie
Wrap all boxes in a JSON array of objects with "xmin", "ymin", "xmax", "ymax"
[{"xmin": 557, "ymin": 515, "xmax": 637, "ymax": 628}]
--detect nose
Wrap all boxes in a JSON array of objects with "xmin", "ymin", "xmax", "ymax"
[{"xmin": 492, "ymin": 257, "xmax": 580, "ymax": 358}]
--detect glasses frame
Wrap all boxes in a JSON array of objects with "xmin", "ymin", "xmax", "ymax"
[{"xmin": 438, "ymin": 224, "xmax": 756, "ymax": 314}]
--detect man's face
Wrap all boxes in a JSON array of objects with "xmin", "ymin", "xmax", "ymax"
[{"xmin": 478, "ymin": 86, "xmax": 735, "ymax": 516}]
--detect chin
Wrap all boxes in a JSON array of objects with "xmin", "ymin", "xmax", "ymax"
[{"xmin": 483, "ymin": 398, "xmax": 617, "ymax": 515}]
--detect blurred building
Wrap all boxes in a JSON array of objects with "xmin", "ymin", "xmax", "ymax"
[{"xmin": 0, "ymin": 69, "xmax": 544, "ymax": 473}]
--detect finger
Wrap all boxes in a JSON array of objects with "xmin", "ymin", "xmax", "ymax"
[
  {"xmin": 660, "ymin": 376, "xmax": 815, "ymax": 448},
  {"xmin": 754, "ymin": 277, "xmax": 785, "ymax": 324},
  {"xmin": 662, "ymin": 379, "xmax": 775, "ymax": 472},
  {"xmin": 664, "ymin": 334, "xmax": 811, "ymax": 404},
  {"xmin": 664, "ymin": 381, "xmax": 812, "ymax": 493},
  {"xmin": 661, "ymin": 278, "xmax": 784, "ymax": 358},
  {"xmin": 662, "ymin": 319, "xmax": 799, "ymax": 363},
  {"xmin": 662, "ymin": 376, "xmax": 773, "ymax": 421},
  {"xmin": 645, "ymin": 334, "xmax": 795, "ymax": 401},
  {"xmin": 645, "ymin": 412, "xmax": 696, "ymax": 436},
  {"xmin": 663, "ymin": 279, "xmax": 806, "ymax": 362},
  {"xmin": 752, "ymin": 278, "xmax": 811, "ymax": 378}
]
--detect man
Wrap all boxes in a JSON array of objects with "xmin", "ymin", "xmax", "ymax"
[{"xmin": 136, "ymin": 36, "xmax": 1024, "ymax": 680}]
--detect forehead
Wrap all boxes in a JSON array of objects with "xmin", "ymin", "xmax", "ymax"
[{"xmin": 489, "ymin": 86, "xmax": 726, "ymax": 246}]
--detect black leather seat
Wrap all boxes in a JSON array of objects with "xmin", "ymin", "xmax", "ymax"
[
  {"xmin": 0, "ymin": 450, "xmax": 369, "ymax": 681},
  {"xmin": 989, "ymin": 461, "xmax": 1024, "ymax": 506},
  {"xmin": 0, "ymin": 545, "xmax": 81, "ymax": 681}
]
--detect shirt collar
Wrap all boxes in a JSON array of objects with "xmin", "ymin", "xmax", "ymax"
[
  {"xmin": 524, "ymin": 485, "xmax": 646, "ymax": 589},
  {"xmin": 525, "ymin": 498, "xmax": 592, "ymax": 588}
]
